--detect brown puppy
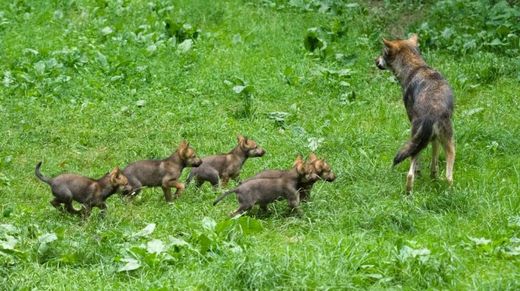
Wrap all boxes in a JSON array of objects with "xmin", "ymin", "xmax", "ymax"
[
  {"xmin": 375, "ymin": 34, "xmax": 455, "ymax": 193},
  {"xmin": 35, "ymin": 161, "xmax": 130, "ymax": 217},
  {"xmin": 187, "ymin": 135, "xmax": 265, "ymax": 188},
  {"xmin": 213, "ymin": 156, "xmax": 319, "ymax": 217},
  {"xmin": 299, "ymin": 153, "xmax": 336, "ymax": 200},
  {"xmin": 242, "ymin": 153, "xmax": 336, "ymax": 201},
  {"xmin": 122, "ymin": 141, "xmax": 202, "ymax": 202}
]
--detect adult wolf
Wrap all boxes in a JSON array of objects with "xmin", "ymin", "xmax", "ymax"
[{"xmin": 376, "ymin": 34, "xmax": 455, "ymax": 193}]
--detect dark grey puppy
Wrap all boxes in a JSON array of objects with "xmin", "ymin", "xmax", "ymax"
[
  {"xmin": 242, "ymin": 153, "xmax": 336, "ymax": 201},
  {"xmin": 35, "ymin": 161, "xmax": 131, "ymax": 217},
  {"xmin": 213, "ymin": 156, "xmax": 318, "ymax": 217}
]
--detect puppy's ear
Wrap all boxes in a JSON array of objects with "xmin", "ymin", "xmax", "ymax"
[
  {"xmin": 237, "ymin": 134, "xmax": 245, "ymax": 144},
  {"xmin": 308, "ymin": 153, "xmax": 318, "ymax": 163},
  {"xmin": 314, "ymin": 160, "xmax": 324, "ymax": 172},
  {"xmin": 408, "ymin": 34, "xmax": 419, "ymax": 46},
  {"xmin": 383, "ymin": 38, "xmax": 396, "ymax": 49},
  {"xmin": 178, "ymin": 140, "xmax": 188, "ymax": 156},
  {"xmin": 294, "ymin": 155, "xmax": 305, "ymax": 173},
  {"xmin": 109, "ymin": 167, "xmax": 120, "ymax": 183}
]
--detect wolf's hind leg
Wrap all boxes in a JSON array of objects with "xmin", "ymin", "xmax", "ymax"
[
  {"xmin": 431, "ymin": 140, "xmax": 440, "ymax": 179},
  {"xmin": 444, "ymin": 137, "xmax": 455, "ymax": 186},
  {"xmin": 406, "ymin": 154, "xmax": 419, "ymax": 193}
]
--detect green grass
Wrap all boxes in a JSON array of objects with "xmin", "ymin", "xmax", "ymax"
[{"xmin": 1, "ymin": 0, "xmax": 519, "ymax": 289}]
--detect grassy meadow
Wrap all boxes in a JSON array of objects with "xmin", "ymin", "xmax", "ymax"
[{"xmin": 1, "ymin": 0, "xmax": 519, "ymax": 289}]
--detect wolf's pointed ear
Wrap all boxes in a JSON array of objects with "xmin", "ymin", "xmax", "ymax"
[
  {"xmin": 237, "ymin": 134, "xmax": 246, "ymax": 145},
  {"xmin": 383, "ymin": 38, "xmax": 395, "ymax": 49},
  {"xmin": 308, "ymin": 153, "xmax": 318, "ymax": 162},
  {"xmin": 293, "ymin": 155, "xmax": 304, "ymax": 165},
  {"xmin": 109, "ymin": 167, "xmax": 120, "ymax": 183},
  {"xmin": 293, "ymin": 155, "xmax": 305, "ymax": 173},
  {"xmin": 178, "ymin": 140, "xmax": 188, "ymax": 156},
  {"xmin": 409, "ymin": 34, "xmax": 418, "ymax": 46},
  {"xmin": 314, "ymin": 160, "xmax": 324, "ymax": 172}
]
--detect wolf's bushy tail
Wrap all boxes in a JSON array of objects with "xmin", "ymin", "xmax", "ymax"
[
  {"xmin": 393, "ymin": 117, "xmax": 434, "ymax": 166},
  {"xmin": 35, "ymin": 161, "xmax": 52, "ymax": 184},
  {"xmin": 213, "ymin": 189, "xmax": 236, "ymax": 206}
]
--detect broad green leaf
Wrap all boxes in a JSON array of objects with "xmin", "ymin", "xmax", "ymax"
[
  {"xmin": 133, "ymin": 223, "xmax": 156, "ymax": 238},
  {"xmin": 0, "ymin": 235, "xmax": 17, "ymax": 250},
  {"xmin": 146, "ymin": 44, "xmax": 157, "ymax": 54},
  {"xmin": 469, "ymin": 237, "xmax": 492, "ymax": 245},
  {"xmin": 307, "ymin": 137, "xmax": 324, "ymax": 151},
  {"xmin": 38, "ymin": 233, "xmax": 57, "ymax": 244},
  {"xmin": 168, "ymin": 236, "xmax": 190, "ymax": 247},
  {"xmin": 508, "ymin": 216, "xmax": 520, "ymax": 228},
  {"xmin": 101, "ymin": 26, "xmax": 113, "ymax": 36},
  {"xmin": 117, "ymin": 258, "xmax": 141, "ymax": 272},
  {"xmin": 146, "ymin": 239, "xmax": 165, "ymax": 254},
  {"xmin": 399, "ymin": 245, "xmax": 431, "ymax": 262},
  {"xmin": 202, "ymin": 217, "xmax": 216, "ymax": 231},
  {"xmin": 232, "ymin": 85, "xmax": 246, "ymax": 94},
  {"xmin": 0, "ymin": 224, "xmax": 18, "ymax": 234},
  {"xmin": 34, "ymin": 61, "xmax": 46, "ymax": 75},
  {"xmin": 178, "ymin": 39, "xmax": 193, "ymax": 53},
  {"xmin": 238, "ymin": 217, "xmax": 263, "ymax": 235}
]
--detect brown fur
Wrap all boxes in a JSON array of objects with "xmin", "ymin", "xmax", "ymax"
[
  {"xmin": 375, "ymin": 34, "xmax": 455, "ymax": 193},
  {"xmin": 187, "ymin": 135, "xmax": 265, "ymax": 188},
  {"xmin": 122, "ymin": 141, "xmax": 202, "ymax": 202},
  {"xmin": 213, "ymin": 156, "xmax": 319, "ymax": 217},
  {"xmin": 35, "ymin": 161, "xmax": 130, "ymax": 217},
  {"xmin": 242, "ymin": 153, "xmax": 336, "ymax": 201}
]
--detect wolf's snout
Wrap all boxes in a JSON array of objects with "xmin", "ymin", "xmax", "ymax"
[{"xmin": 375, "ymin": 56, "xmax": 386, "ymax": 70}]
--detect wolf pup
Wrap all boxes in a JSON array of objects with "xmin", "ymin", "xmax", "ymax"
[
  {"xmin": 35, "ymin": 161, "xmax": 131, "ymax": 217},
  {"xmin": 187, "ymin": 135, "xmax": 265, "ymax": 188},
  {"xmin": 122, "ymin": 141, "xmax": 202, "ymax": 202},
  {"xmin": 375, "ymin": 34, "xmax": 455, "ymax": 193},
  {"xmin": 213, "ymin": 156, "xmax": 318, "ymax": 217},
  {"xmin": 243, "ymin": 153, "xmax": 336, "ymax": 201}
]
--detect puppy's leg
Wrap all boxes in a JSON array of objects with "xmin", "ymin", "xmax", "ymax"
[
  {"xmin": 299, "ymin": 187, "xmax": 311, "ymax": 202},
  {"xmin": 162, "ymin": 179, "xmax": 185, "ymax": 202},
  {"xmin": 97, "ymin": 202, "xmax": 107, "ymax": 218},
  {"xmin": 229, "ymin": 205, "xmax": 250, "ymax": 217},
  {"xmin": 50, "ymin": 198, "xmax": 64, "ymax": 211},
  {"xmin": 259, "ymin": 204, "xmax": 268, "ymax": 213},
  {"xmin": 431, "ymin": 139, "xmax": 440, "ymax": 179},
  {"xmin": 81, "ymin": 206, "xmax": 92, "ymax": 219},
  {"xmin": 206, "ymin": 169, "xmax": 220, "ymax": 189},
  {"xmin": 287, "ymin": 190, "xmax": 301, "ymax": 210},
  {"xmin": 173, "ymin": 181, "xmax": 185, "ymax": 199},
  {"xmin": 287, "ymin": 189, "xmax": 302, "ymax": 216},
  {"xmin": 406, "ymin": 154, "xmax": 419, "ymax": 193},
  {"xmin": 444, "ymin": 137, "xmax": 455, "ymax": 186},
  {"xmin": 221, "ymin": 176, "xmax": 230, "ymax": 188},
  {"xmin": 161, "ymin": 186, "xmax": 173, "ymax": 202},
  {"xmin": 195, "ymin": 177, "xmax": 204, "ymax": 188},
  {"xmin": 230, "ymin": 193, "xmax": 252, "ymax": 217},
  {"xmin": 194, "ymin": 167, "xmax": 220, "ymax": 188},
  {"xmin": 65, "ymin": 202, "xmax": 81, "ymax": 215},
  {"xmin": 415, "ymin": 156, "xmax": 421, "ymax": 175}
]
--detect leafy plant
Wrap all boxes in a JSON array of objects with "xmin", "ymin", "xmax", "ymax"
[
  {"xmin": 224, "ymin": 77, "xmax": 255, "ymax": 119},
  {"xmin": 411, "ymin": 0, "xmax": 520, "ymax": 56}
]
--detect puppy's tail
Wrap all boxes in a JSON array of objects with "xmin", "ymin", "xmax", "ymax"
[
  {"xmin": 393, "ymin": 117, "xmax": 434, "ymax": 166},
  {"xmin": 35, "ymin": 161, "xmax": 52, "ymax": 185},
  {"xmin": 213, "ymin": 189, "xmax": 236, "ymax": 206}
]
